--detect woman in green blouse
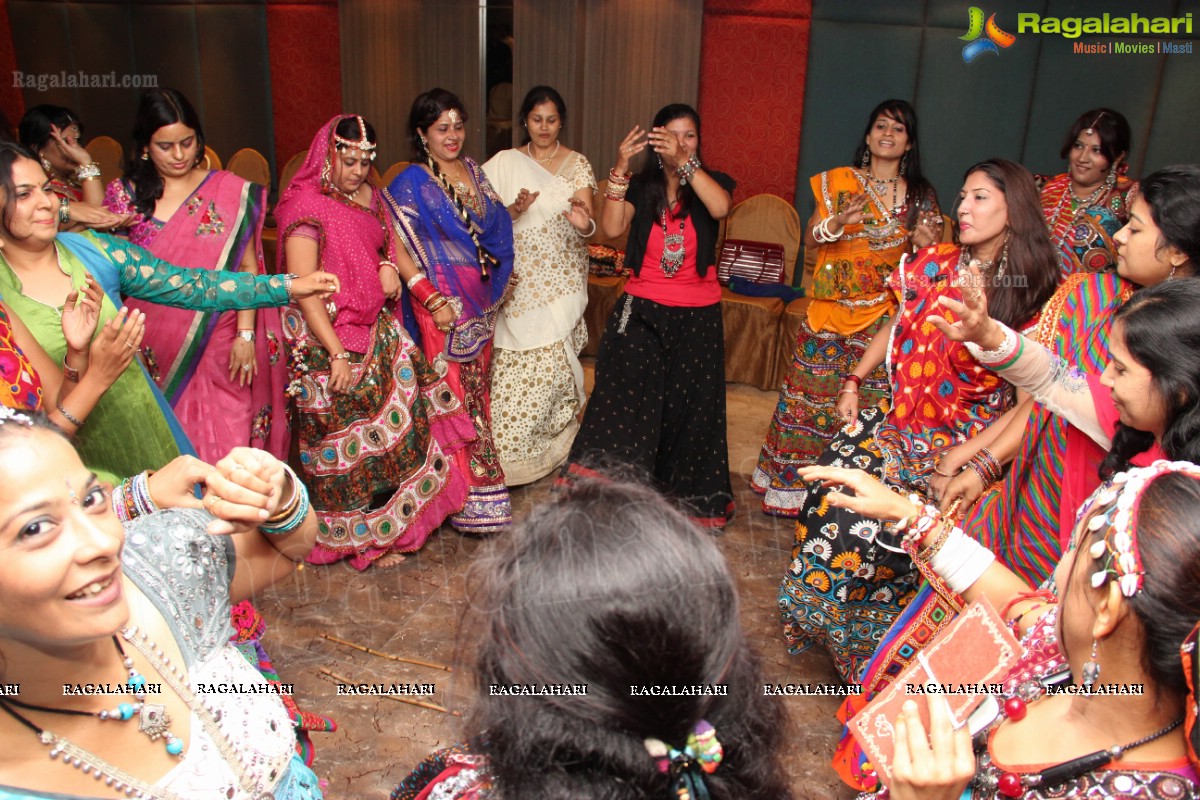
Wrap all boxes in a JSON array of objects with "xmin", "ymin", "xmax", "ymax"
[{"xmin": 0, "ymin": 142, "xmax": 339, "ymax": 481}]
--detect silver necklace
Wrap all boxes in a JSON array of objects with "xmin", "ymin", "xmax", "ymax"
[{"xmin": 526, "ymin": 141, "xmax": 560, "ymax": 164}]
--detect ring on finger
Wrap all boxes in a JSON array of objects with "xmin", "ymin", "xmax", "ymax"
[{"xmin": 124, "ymin": 341, "xmax": 137, "ymax": 349}]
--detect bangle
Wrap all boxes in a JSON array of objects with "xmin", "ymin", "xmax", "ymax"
[
  {"xmin": 331, "ymin": 351, "xmax": 351, "ymax": 361},
  {"xmin": 283, "ymin": 273, "xmax": 296, "ymax": 298},
  {"xmin": 58, "ymin": 196, "xmax": 71, "ymax": 225},
  {"xmin": 56, "ymin": 401, "xmax": 84, "ymax": 428},
  {"xmin": 843, "ymin": 374, "xmax": 862, "ymax": 388},
  {"xmin": 112, "ymin": 470, "xmax": 158, "ymax": 522},
  {"xmin": 260, "ymin": 464, "xmax": 310, "ymax": 535},
  {"xmin": 409, "ymin": 278, "xmax": 438, "ymax": 306},
  {"xmin": 674, "ymin": 154, "xmax": 702, "ymax": 185},
  {"xmin": 74, "ymin": 162, "xmax": 101, "ymax": 182},
  {"xmin": 575, "ymin": 218, "xmax": 597, "ymax": 238},
  {"xmin": 932, "ymin": 454, "xmax": 965, "ymax": 479},
  {"xmin": 379, "ymin": 260, "xmax": 401, "ymax": 280},
  {"xmin": 966, "ymin": 447, "xmax": 1003, "ymax": 486},
  {"xmin": 406, "ymin": 273, "xmax": 428, "ymax": 291},
  {"xmin": 927, "ymin": 527, "xmax": 996, "ymax": 594},
  {"xmin": 917, "ymin": 522, "xmax": 952, "ymax": 560},
  {"xmin": 838, "ymin": 388, "xmax": 858, "ymax": 396},
  {"xmin": 62, "ymin": 359, "xmax": 81, "ymax": 383}
]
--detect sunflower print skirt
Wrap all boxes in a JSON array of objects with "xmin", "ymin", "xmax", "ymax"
[{"xmin": 778, "ymin": 405, "xmax": 920, "ymax": 684}]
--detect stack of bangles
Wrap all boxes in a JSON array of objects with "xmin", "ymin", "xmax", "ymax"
[
  {"xmin": 888, "ymin": 496, "xmax": 996, "ymax": 594},
  {"xmin": 73, "ymin": 161, "xmax": 102, "ymax": 182},
  {"xmin": 674, "ymin": 154, "xmax": 701, "ymax": 185},
  {"xmin": 812, "ymin": 215, "xmax": 844, "ymax": 244},
  {"xmin": 260, "ymin": 464, "xmax": 311, "ymax": 535},
  {"xmin": 406, "ymin": 273, "xmax": 451, "ymax": 316},
  {"xmin": 112, "ymin": 471, "xmax": 159, "ymax": 523},
  {"xmin": 605, "ymin": 168, "xmax": 631, "ymax": 202},
  {"xmin": 839, "ymin": 373, "xmax": 861, "ymax": 396},
  {"xmin": 379, "ymin": 259, "xmax": 401, "ymax": 281},
  {"xmin": 966, "ymin": 447, "xmax": 1003, "ymax": 486}
]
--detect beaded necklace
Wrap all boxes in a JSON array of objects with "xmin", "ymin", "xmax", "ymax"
[{"xmin": 0, "ymin": 626, "xmax": 280, "ymax": 800}]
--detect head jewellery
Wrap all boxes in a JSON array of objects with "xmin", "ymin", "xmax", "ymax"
[
  {"xmin": 1073, "ymin": 460, "xmax": 1200, "ymax": 598},
  {"xmin": 447, "ymin": 109, "xmax": 461, "ymax": 125},
  {"xmin": 644, "ymin": 719, "xmax": 723, "ymax": 800},
  {"xmin": 1084, "ymin": 111, "xmax": 1107, "ymax": 137},
  {"xmin": 333, "ymin": 115, "xmax": 377, "ymax": 161}
]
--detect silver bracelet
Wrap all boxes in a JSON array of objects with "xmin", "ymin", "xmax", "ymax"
[
  {"xmin": 56, "ymin": 401, "xmax": 84, "ymax": 428},
  {"xmin": 575, "ymin": 218, "xmax": 597, "ymax": 238}
]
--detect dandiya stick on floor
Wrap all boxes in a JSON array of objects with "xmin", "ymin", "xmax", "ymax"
[
  {"xmin": 318, "ymin": 667, "xmax": 461, "ymax": 716},
  {"xmin": 319, "ymin": 633, "xmax": 453, "ymax": 672}
]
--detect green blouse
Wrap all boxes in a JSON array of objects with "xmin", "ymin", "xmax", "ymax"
[{"xmin": 0, "ymin": 232, "xmax": 292, "ymax": 482}]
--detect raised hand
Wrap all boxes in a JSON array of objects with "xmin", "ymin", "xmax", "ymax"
[
  {"xmin": 614, "ymin": 125, "xmax": 648, "ymax": 174},
  {"xmin": 289, "ymin": 271, "xmax": 341, "ymax": 300},
  {"xmin": 889, "ymin": 693, "xmax": 976, "ymax": 800},
  {"xmin": 88, "ymin": 306, "xmax": 145, "ymax": 387},
  {"xmin": 564, "ymin": 196, "xmax": 591, "ymax": 231},
  {"xmin": 927, "ymin": 260, "xmax": 1005, "ymax": 349},
  {"xmin": 201, "ymin": 447, "xmax": 287, "ymax": 536},
  {"xmin": 834, "ymin": 192, "xmax": 869, "ymax": 230},
  {"xmin": 61, "ymin": 278, "xmax": 105, "ymax": 352},
  {"xmin": 509, "ymin": 187, "xmax": 539, "ymax": 219}
]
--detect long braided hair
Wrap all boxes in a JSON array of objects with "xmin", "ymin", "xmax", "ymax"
[{"xmin": 407, "ymin": 88, "xmax": 498, "ymax": 280}]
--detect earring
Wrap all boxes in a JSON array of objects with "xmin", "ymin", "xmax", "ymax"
[
  {"xmin": 141, "ymin": 151, "xmax": 149, "ymax": 161},
  {"xmin": 900, "ymin": 153, "xmax": 909, "ymax": 176},
  {"xmin": 1082, "ymin": 639, "xmax": 1101, "ymax": 690},
  {"xmin": 40, "ymin": 156, "xmax": 54, "ymax": 174},
  {"xmin": 1105, "ymin": 163, "xmax": 1118, "ymax": 192},
  {"xmin": 861, "ymin": 150, "xmax": 870, "ymax": 169},
  {"xmin": 656, "ymin": 155, "xmax": 664, "ymax": 171},
  {"xmin": 996, "ymin": 231, "xmax": 1011, "ymax": 279}
]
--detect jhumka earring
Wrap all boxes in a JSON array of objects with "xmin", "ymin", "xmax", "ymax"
[
  {"xmin": 40, "ymin": 156, "xmax": 54, "ymax": 174},
  {"xmin": 861, "ymin": 150, "xmax": 870, "ymax": 169},
  {"xmin": 1105, "ymin": 163, "xmax": 1118, "ymax": 191},
  {"xmin": 899, "ymin": 153, "xmax": 909, "ymax": 176},
  {"xmin": 1082, "ymin": 639, "xmax": 1101, "ymax": 690}
]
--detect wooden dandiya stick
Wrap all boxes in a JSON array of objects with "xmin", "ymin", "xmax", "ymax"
[
  {"xmin": 319, "ymin": 633, "xmax": 452, "ymax": 672},
  {"xmin": 318, "ymin": 667, "xmax": 460, "ymax": 716}
]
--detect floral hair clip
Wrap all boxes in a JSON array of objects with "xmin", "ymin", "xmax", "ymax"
[
  {"xmin": 1075, "ymin": 460, "xmax": 1200, "ymax": 598},
  {"xmin": 644, "ymin": 719, "xmax": 724, "ymax": 800}
]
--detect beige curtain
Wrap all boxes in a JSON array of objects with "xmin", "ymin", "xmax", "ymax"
[
  {"xmin": 340, "ymin": 0, "xmax": 482, "ymax": 167},
  {"xmin": 341, "ymin": 0, "xmax": 703, "ymax": 176},
  {"xmin": 512, "ymin": 0, "xmax": 704, "ymax": 178}
]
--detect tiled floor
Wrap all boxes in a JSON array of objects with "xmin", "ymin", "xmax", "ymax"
[{"xmin": 257, "ymin": 379, "xmax": 857, "ymax": 798}]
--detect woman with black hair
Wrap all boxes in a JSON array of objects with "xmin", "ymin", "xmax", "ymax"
[
  {"xmin": 560, "ymin": 103, "xmax": 736, "ymax": 528},
  {"xmin": 384, "ymin": 88, "xmax": 515, "ymax": 533},
  {"xmin": 753, "ymin": 100, "xmax": 941, "ymax": 516},
  {"xmin": 780, "ymin": 159, "xmax": 1060, "ymax": 684},
  {"xmin": 393, "ymin": 478, "xmax": 792, "ymax": 800},
  {"xmin": 936, "ymin": 167, "xmax": 1200, "ymax": 582},
  {"xmin": 481, "ymin": 85, "xmax": 596, "ymax": 485},
  {"xmin": 796, "ymin": 457, "xmax": 1200, "ymax": 799},
  {"xmin": 18, "ymin": 104, "xmax": 132, "ymax": 232},
  {"xmin": 103, "ymin": 88, "xmax": 291, "ymax": 465}
]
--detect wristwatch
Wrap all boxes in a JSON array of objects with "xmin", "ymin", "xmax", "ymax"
[{"xmin": 237, "ymin": 330, "xmax": 255, "ymax": 343}]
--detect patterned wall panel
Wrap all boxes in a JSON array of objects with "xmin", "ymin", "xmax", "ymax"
[
  {"xmin": 699, "ymin": 15, "xmax": 809, "ymax": 202},
  {"xmin": 266, "ymin": 0, "xmax": 341, "ymax": 175}
]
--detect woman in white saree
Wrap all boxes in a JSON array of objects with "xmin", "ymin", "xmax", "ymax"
[{"xmin": 482, "ymin": 85, "xmax": 597, "ymax": 485}]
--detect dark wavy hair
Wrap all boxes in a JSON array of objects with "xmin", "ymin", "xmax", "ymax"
[
  {"xmin": 407, "ymin": 87, "xmax": 467, "ymax": 159},
  {"xmin": 956, "ymin": 159, "xmax": 1060, "ymax": 330},
  {"xmin": 518, "ymin": 85, "xmax": 567, "ymax": 145},
  {"xmin": 463, "ymin": 478, "xmax": 791, "ymax": 800},
  {"xmin": 1137, "ymin": 165, "xmax": 1200, "ymax": 274},
  {"xmin": 1100, "ymin": 279, "xmax": 1200, "ymax": 477},
  {"xmin": 634, "ymin": 103, "xmax": 705, "ymax": 220},
  {"xmin": 123, "ymin": 88, "xmax": 206, "ymax": 219},
  {"xmin": 1059, "ymin": 107, "xmax": 1131, "ymax": 166},
  {"xmin": 18, "ymin": 104, "xmax": 82, "ymax": 153},
  {"xmin": 851, "ymin": 99, "xmax": 938, "ymax": 229},
  {"xmin": 0, "ymin": 140, "xmax": 43, "ymax": 239}
]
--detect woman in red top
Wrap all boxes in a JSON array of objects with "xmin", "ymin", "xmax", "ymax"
[{"xmin": 559, "ymin": 103, "xmax": 734, "ymax": 527}]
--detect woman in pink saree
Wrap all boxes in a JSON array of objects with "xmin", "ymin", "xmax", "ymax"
[{"xmin": 104, "ymin": 88, "xmax": 288, "ymax": 462}]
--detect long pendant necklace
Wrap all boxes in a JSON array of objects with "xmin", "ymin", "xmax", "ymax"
[
  {"xmin": 659, "ymin": 205, "xmax": 686, "ymax": 277},
  {"xmin": 860, "ymin": 169, "xmax": 902, "ymax": 240}
]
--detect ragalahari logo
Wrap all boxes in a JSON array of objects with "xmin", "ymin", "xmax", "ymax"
[{"xmin": 960, "ymin": 7, "xmax": 1017, "ymax": 63}]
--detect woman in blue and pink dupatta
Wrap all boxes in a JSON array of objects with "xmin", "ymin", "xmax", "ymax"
[
  {"xmin": 104, "ymin": 88, "xmax": 289, "ymax": 463},
  {"xmin": 384, "ymin": 88, "xmax": 515, "ymax": 533},
  {"xmin": 275, "ymin": 114, "xmax": 472, "ymax": 570}
]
